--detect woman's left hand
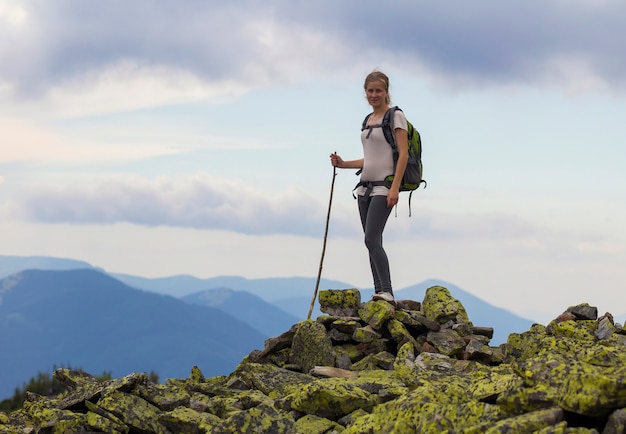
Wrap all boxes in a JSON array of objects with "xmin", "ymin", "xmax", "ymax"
[{"xmin": 387, "ymin": 189, "xmax": 399, "ymax": 208}]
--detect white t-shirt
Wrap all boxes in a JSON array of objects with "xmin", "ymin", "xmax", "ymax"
[{"xmin": 356, "ymin": 109, "xmax": 408, "ymax": 197}]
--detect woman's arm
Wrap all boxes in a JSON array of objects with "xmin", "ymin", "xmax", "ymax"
[
  {"xmin": 330, "ymin": 153, "xmax": 364, "ymax": 169},
  {"xmin": 387, "ymin": 128, "xmax": 409, "ymax": 207}
]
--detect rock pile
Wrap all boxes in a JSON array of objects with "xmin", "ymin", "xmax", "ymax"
[{"xmin": 2, "ymin": 285, "xmax": 626, "ymax": 433}]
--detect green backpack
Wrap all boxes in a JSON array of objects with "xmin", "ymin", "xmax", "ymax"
[{"xmin": 359, "ymin": 106, "xmax": 426, "ymax": 214}]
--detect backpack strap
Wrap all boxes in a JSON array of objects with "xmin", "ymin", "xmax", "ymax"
[
  {"xmin": 361, "ymin": 113, "xmax": 377, "ymax": 139},
  {"xmin": 361, "ymin": 106, "xmax": 403, "ymax": 142},
  {"xmin": 381, "ymin": 106, "xmax": 401, "ymax": 149},
  {"xmin": 361, "ymin": 113, "xmax": 372, "ymax": 130},
  {"xmin": 357, "ymin": 112, "xmax": 375, "ymax": 175},
  {"xmin": 352, "ymin": 180, "xmax": 391, "ymax": 199}
]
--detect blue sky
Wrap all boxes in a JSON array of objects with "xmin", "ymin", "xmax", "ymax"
[{"xmin": 1, "ymin": 0, "xmax": 625, "ymax": 323}]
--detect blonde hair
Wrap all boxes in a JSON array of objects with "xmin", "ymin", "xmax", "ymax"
[{"xmin": 364, "ymin": 70, "xmax": 391, "ymax": 105}]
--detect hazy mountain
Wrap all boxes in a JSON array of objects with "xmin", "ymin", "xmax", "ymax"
[
  {"xmin": 182, "ymin": 287, "xmax": 301, "ymax": 337},
  {"xmin": 112, "ymin": 273, "xmax": 355, "ymax": 301},
  {"xmin": 0, "ymin": 255, "xmax": 99, "ymax": 279},
  {"xmin": 0, "ymin": 269, "xmax": 266, "ymax": 400},
  {"xmin": 72, "ymin": 271, "xmax": 540, "ymax": 343},
  {"xmin": 119, "ymin": 273, "xmax": 367, "ymax": 324}
]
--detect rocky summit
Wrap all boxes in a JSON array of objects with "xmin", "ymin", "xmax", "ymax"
[{"xmin": 2, "ymin": 286, "xmax": 626, "ymax": 433}]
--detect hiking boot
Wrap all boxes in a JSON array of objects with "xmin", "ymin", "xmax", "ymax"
[{"xmin": 372, "ymin": 291, "xmax": 395, "ymax": 304}]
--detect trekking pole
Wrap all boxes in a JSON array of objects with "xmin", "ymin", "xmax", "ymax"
[{"xmin": 308, "ymin": 155, "xmax": 337, "ymax": 320}]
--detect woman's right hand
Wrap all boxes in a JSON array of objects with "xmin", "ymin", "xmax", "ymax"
[{"xmin": 330, "ymin": 153, "xmax": 343, "ymax": 168}]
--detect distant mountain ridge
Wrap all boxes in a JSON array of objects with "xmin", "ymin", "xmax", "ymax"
[
  {"xmin": 182, "ymin": 287, "xmax": 300, "ymax": 338},
  {"xmin": 0, "ymin": 268, "xmax": 266, "ymax": 400},
  {"xmin": 112, "ymin": 273, "xmax": 355, "ymax": 301},
  {"xmin": 0, "ymin": 255, "xmax": 101, "ymax": 279},
  {"xmin": 83, "ymin": 272, "xmax": 538, "ymax": 342},
  {"xmin": 0, "ymin": 255, "xmax": 540, "ymax": 342}
]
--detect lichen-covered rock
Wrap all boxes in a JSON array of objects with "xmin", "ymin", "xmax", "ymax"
[
  {"xmin": 251, "ymin": 323, "xmax": 297, "ymax": 362},
  {"xmin": 547, "ymin": 319, "xmax": 597, "ymax": 340},
  {"xmin": 371, "ymin": 351, "xmax": 395, "ymax": 370},
  {"xmin": 386, "ymin": 318, "xmax": 418, "ymax": 350},
  {"xmin": 352, "ymin": 324, "xmax": 382, "ymax": 344},
  {"xmin": 393, "ymin": 342, "xmax": 417, "ymax": 385},
  {"xmin": 84, "ymin": 401, "xmax": 129, "ymax": 433},
  {"xmin": 134, "ymin": 380, "xmax": 190, "ymax": 411},
  {"xmin": 228, "ymin": 361, "xmax": 314, "ymax": 397},
  {"xmin": 86, "ymin": 410, "xmax": 130, "ymax": 434},
  {"xmin": 464, "ymin": 336, "xmax": 494, "ymax": 362},
  {"xmin": 358, "ymin": 299, "xmax": 395, "ymax": 329},
  {"xmin": 349, "ymin": 354, "xmax": 379, "ymax": 371},
  {"xmin": 50, "ymin": 368, "xmax": 109, "ymax": 408},
  {"xmin": 289, "ymin": 379, "xmax": 378, "ymax": 420},
  {"xmin": 27, "ymin": 406, "xmax": 86, "ymax": 432},
  {"xmin": 208, "ymin": 403, "xmax": 296, "ymax": 434},
  {"xmin": 96, "ymin": 389, "xmax": 168, "ymax": 434},
  {"xmin": 460, "ymin": 407, "xmax": 565, "ymax": 434},
  {"xmin": 294, "ymin": 414, "xmax": 344, "ymax": 434},
  {"xmin": 422, "ymin": 285, "xmax": 470, "ymax": 325},
  {"xmin": 511, "ymin": 352, "xmax": 626, "ymax": 416},
  {"xmin": 467, "ymin": 364, "xmax": 523, "ymax": 403},
  {"xmin": 595, "ymin": 314, "xmax": 617, "ymax": 340},
  {"xmin": 158, "ymin": 406, "xmax": 220, "ymax": 433},
  {"xmin": 333, "ymin": 343, "xmax": 363, "ymax": 365},
  {"xmin": 604, "ymin": 408, "xmax": 626, "ymax": 433},
  {"xmin": 290, "ymin": 320, "xmax": 336, "ymax": 373},
  {"xmin": 319, "ymin": 316, "xmax": 357, "ymax": 351},
  {"xmin": 427, "ymin": 328, "xmax": 467, "ymax": 356},
  {"xmin": 502, "ymin": 323, "xmax": 550, "ymax": 363},
  {"xmin": 319, "ymin": 288, "xmax": 361, "ymax": 317},
  {"xmin": 343, "ymin": 383, "xmax": 503, "ymax": 433}
]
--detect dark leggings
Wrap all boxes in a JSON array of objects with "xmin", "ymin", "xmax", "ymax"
[{"xmin": 357, "ymin": 194, "xmax": 393, "ymax": 294}]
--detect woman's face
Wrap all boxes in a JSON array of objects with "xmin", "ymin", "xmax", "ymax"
[{"xmin": 365, "ymin": 80, "xmax": 388, "ymax": 109}]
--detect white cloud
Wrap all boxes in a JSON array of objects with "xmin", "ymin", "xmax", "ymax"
[
  {"xmin": 3, "ymin": 61, "xmax": 256, "ymax": 119},
  {"xmin": 239, "ymin": 17, "xmax": 356, "ymax": 82},
  {"xmin": 575, "ymin": 240, "xmax": 626, "ymax": 256},
  {"xmin": 0, "ymin": 118, "xmax": 180, "ymax": 164},
  {"xmin": 0, "ymin": 1, "xmax": 27, "ymax": 26},
  {"xmin": 541, "ymin": 55, "xmax": 610, "ymax": 95},
  {"xmin": 12, "ymin": 173, "xmax": 337, "ymax": 237}
]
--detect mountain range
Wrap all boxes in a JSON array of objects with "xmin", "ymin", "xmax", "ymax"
[
  {"xmin": 113, "ymin": 273, "xmax": 534, "ymax": 344},
  {"xmin": 0, "ymin": 267, "xmax": 266, "ymax": 400},
  {"xmin": 0, "ymin": 254, "xmax": 538, "ymax": 401}
]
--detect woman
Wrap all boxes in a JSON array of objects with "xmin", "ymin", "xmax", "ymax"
[{"xmin": 330, "ymin": 71, "xmax": 409, "ymax": 303}]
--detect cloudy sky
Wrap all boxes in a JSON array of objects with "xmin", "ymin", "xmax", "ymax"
[{"xmin": 1, "ymin": 0, "xmax": 625, "ymax": 323}]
